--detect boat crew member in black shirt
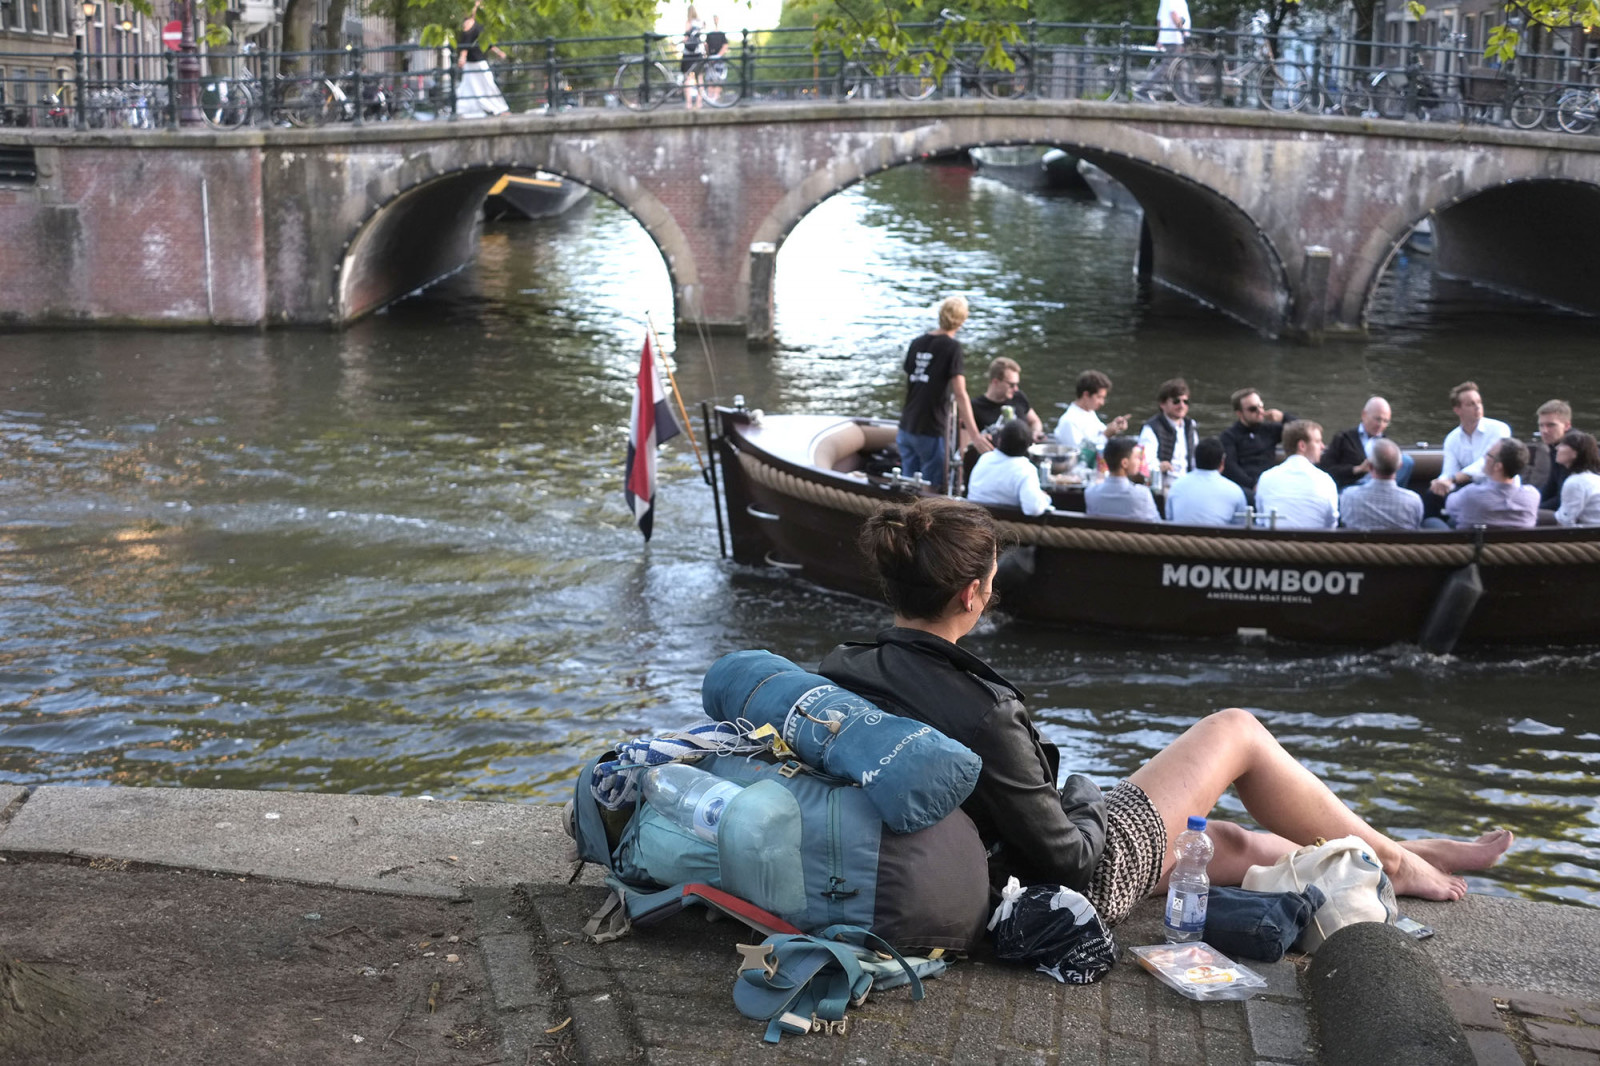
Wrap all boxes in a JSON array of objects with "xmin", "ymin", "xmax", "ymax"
[{"xmin": 897, "ymin": 296, "xmax": 989, "ymax": 488}]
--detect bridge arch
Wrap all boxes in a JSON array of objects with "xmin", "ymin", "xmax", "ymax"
[
  {"xmin": 749, "ymin": 120, "xmax": 1291, "ymax": 334},
  {"xmin": 1354, "ymin": 177, "xmax": 1600, "ymax": 324},
  {"xmin": 335, "ymin": 161, "xmax": 698, "ymax": 324}
]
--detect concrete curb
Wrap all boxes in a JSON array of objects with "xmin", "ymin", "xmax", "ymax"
[{"xmin": 1309, "ymin": 922, "xmax": 1474, "ymax": 1066}]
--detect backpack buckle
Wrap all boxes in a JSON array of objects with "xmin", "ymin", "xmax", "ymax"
[
  {"xmin": 778, "ymin": 760, "xmax": 804, "ymax": 779},
  {"xmin": 735, "ymin": 942, "xmax": 778, "ymax": 979},
  {"xmin": 810, "ymin": 1015, "xmax": 849, "ymax": 1035}
]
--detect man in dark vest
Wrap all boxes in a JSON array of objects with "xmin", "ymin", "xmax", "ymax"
[{"xmin": 1136, "ymin": 378, "xmax": 1198, "ymax": 482}]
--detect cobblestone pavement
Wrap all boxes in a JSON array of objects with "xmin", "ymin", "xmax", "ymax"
[
  {"xmin": 512, "ymin": 884, "xmax": 1317, "ymax": 1066},
  {"xmin": 1447, "ymin": 983, "xmax": 1600, "ymax": 1066}
]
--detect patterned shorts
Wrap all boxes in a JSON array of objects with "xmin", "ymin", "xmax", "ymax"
[{"xmin": 1083, "ymin": 779, "xmax": 1168, "ymax": 926}]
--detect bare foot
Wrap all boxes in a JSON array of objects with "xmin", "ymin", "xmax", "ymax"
[
  {"xmin": 1399, "ymin": 830, "xmax": 1515, "ymax": 874},
  {"xmin": 1389, "ymin": 848, "xmax": 1468, "ymax": 901}
]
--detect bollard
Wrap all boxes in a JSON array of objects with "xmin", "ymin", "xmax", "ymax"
[
  {"xmin": 747, "ymin": 242, "xmax": 777, "ymax": 347},
  {"xmin": 1291, "ymin": 245, "xmax": 1333, "ymax": 344},
  {"xmin": 73, "ymin": 48, "xmax": 87, "ymax": 130},
  {"xmin": 545, "ymin": 37, "xmax": 558, "ymax": 111},
  {"xmin": 351, "ymin": 44, "xmax": 364, "ymax": 125},
  {"xmin": 165, "ymin": 50, "xmax": 179, "ymax": 130}
]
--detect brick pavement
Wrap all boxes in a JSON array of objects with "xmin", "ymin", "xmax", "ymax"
[
  {"xmin": 514, "ymin": 884, "xmax": 1318, "ymax": 1066},
  {"xmin": 1447, "ymin": 983, "xmax": 1600, "ymax": 1066}
]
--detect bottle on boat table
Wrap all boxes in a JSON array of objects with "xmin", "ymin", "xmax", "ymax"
[
  {"xmin": 1163, "ymin": 816, "xmax": 1213, "ymax": 943},
  {"xmin": 641, "ymin": 763, "xmax": 744, "ymax": 843}
]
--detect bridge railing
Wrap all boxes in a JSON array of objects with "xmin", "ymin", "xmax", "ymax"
[{"xmin": 2, "ymin": 23, "xmax": 1596, "ymax": 133}]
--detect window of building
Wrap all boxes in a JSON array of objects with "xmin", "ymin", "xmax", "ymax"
[
  {"xmin": 8, "ymin": 0, "xmax": 26, "ymax": 32},
  {"xmin": 26, "ymin": 0, "xmax": 42, "ymax": 34},
  {"xmin": 48, "ymin": 0, "xmax": 64, "ymax": 35}
]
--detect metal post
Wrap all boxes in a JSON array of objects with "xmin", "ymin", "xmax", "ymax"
[
  {"xmin": 1118, "ymin": 21, "xmax": 1130, "ymax": 100},
  {"xmin": 446, "ymin": 55, "xmax": 457, "ymax": 121},
  {"xmin": 740, "ymin": 29, "xmax": 752, "ymax": 101},
  {"xmin": 73, "ymin": 46, "xmax": 88, "ymax": 129},
  {"xmin": 1026, "ymin": 19, "xmax": 1038, "ymax": 97},
  {"xmin": 164, "ymin": 49, "xmax": 179, "ymax": 129},
  {"xmin": 351, "ymin": 44, "xmax": 364, "ymax": 125},
  {"xmin": 1313, "ymin": 34, "xmax": 1325, "ymax": 111},
  {"xmin": 544, "ymin": 37, "xmax": 558, "ymax": 111},
  {"xmin": 1405, "ymin": 39, "xmax": 1421, "ymax": 117},
  {"xmin": 641, "ymin": 31, "xmax": 652, "ymax": 100},
  {"xmin": 177, "ymin": 0, "xmax": 200, "ymax": 124}
]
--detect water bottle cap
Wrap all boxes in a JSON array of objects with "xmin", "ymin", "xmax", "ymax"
[{"xmin": 1187, "ymin": 816, "xmax": 1208, "ymax": 831}]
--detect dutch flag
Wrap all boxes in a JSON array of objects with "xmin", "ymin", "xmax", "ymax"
[{"xmin": 625, "ymin": 332, "xmax": 683, "ymax": 541}]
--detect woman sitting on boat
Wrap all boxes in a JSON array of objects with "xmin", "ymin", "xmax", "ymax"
[
  {"xmin": 819, "ymin": 496, "xmax": 1514, "ymax": 924},
  {"xmin": 1555, "ymin": 431, "xmax": 1600, "ymax": 528}
]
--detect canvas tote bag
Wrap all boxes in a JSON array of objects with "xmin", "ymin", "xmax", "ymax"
[{"xmin": 1240, "ymin": 835, "xmax": 1398, "ymax": 953}]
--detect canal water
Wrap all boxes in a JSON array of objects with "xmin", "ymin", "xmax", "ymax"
[{"xmin": 1, "ymin": 164, "xmax": 1596, "ymax": 907}]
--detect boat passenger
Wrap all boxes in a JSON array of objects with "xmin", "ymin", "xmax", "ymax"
[
  {"xmin": 1136, "ymin": 378, "xmax": 1198, "ymax": 481},
  {"xmin": 1321, "ymin": 397, "xmax": 1414, "ymax": 491},
  {"xmin": 1253, "ymin": 421, "xmax": 1338, "ymax": 530},
  {"xmin": 897, "ymin": 296, "xmax": 990, "ymax": 489},
  {"xmin": 1429, "ymin": 438, "xmax": 1538, "ymax": 530},
  {"xmin": 970, "ymin": 358, "xmax": 1045, "ymax": 443},
  {"xmin": 1339, "ymin": 439, "xmax": 1424, "ymax": 531},
  {"xmin": 1429, "ymin": 381, "xmax": 1512, "ymax": 500},
  {"xmin": 1529, "ymin": 400, "xmax": 1574, "ymax": 511},
  {"xmin": 1054, "ymin": 370, "xmax": 1128, "ymax": 453},
  {"xmin": 1163, "ymin": 437, "xmax": 1247, "ymax": 526},
  {"xmin": 1218, "ymin": 388, "xmax": 1291, "ymax": 495},
  {"xmin": 1554, "ymin": 430, "xmax": 1600, "ymax": 528},
  {"xmin": 966, "ymin": 419, "xmax": 1054, "ymax": 516},
  {"xmin": 819, "ymin": 496, "xmax": 1514, "ymax": 924},
  {"xmin": 1084, "ymin": 437, "xmax": 1161, "ymax": 522}
]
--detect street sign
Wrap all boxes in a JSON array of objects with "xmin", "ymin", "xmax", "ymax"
[{"xmin": 162, "ymin": 19, "xmax": 183, "ymax": 49}]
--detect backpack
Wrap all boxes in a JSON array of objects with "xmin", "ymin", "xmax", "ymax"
[
  {"xmin": 568, "ymin": 745, "xmax": 991, "ymax": 954},
  {"xmin": 684, "ymin": 24, "xmax": 703, "ymax": 54}
]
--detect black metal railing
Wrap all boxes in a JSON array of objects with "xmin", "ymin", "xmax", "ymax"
[{"xmin": 2, "ymin": 23, "xmax": 1597, "ymax": 134}]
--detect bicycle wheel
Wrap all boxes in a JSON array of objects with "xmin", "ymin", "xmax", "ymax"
[
  {"xmin": 1172, "ymin": 53, "xmax": 1222, "ymax": 105},
  {"xmin": 613, "ymin": 58, "xmax": 668, "ymax": 111},
  {"xmin": 1556, "ymin": 90, "xmax": 1596, "ymax": 134},
  {"xmin": 978, "ymin": 55, "xmax": 1030, "ymax": 100},
  {"xmin": 281, "ymin": 80, "xmax": 327, "ymax": 127},
  {"xmin": 1332, "ymin": 83, "xmax": 1373, "ymax": 117},
  {"xmin": 895, "ymin": 60, "xmax": 937, "ymax": 101},
  {"xmin": 1507, "ymin": 90, "xmax": 1545, "ymax": 130},
  {"xmin": 703, "ymin": 64, "xmax": 739, "ymax": 108},
  {"xmin": 1257, "ymin": 68, "xmax": 1307, "ymax": 112},
  {"xmin": 201, "ymin": 79, "xmax": 251, "ymax": 129}
]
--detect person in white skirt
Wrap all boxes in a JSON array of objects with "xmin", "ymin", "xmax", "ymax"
[{"xmin": 456, "ymin": 3, "xmax": 510, "ymax": 118}]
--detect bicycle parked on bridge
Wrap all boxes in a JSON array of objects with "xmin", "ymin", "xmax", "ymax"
[
  {"xmin": 1171, "ymin": 35, "xmax": 1309, "ymax": 111},
  {"xmin": 612, "ymin": 35, "xmax": 741, "ymax": 110}
]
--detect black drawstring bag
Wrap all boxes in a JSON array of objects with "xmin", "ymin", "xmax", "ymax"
[
  {"xmin": 1202, "ymin": 885, "xmax": 1326, "ymax": 962},
  {"xmin": 986, "ymin": 877, "xmax": 1116, "ymax": 984}
]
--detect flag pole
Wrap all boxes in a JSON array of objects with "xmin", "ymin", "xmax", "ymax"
[{"xmin": 646, "ymin": 312, "xmax": 709, "ymax": 480}]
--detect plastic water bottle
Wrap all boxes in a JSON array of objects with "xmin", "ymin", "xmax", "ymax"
[
  {"xmin": 640, "ymin": 763, "xmax": 744, "ymax": 843},
  {"xmin": 1163, "ymin": 816, "xmax": 1214, "ymax": 943},
  {"xmin": 1039, "ymin": 458, "xmax": 1053, "ymax": 489}
]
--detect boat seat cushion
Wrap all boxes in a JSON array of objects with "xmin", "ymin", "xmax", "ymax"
[{"xmin": 814, "ymin": 423, "xmax": 899, "ymax": 473}]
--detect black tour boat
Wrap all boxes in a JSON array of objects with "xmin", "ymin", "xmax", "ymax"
[{"xmin": 710, "ymin": 408, "xmax": 1600, "ymax": 648}]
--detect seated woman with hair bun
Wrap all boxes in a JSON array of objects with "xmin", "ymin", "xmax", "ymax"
[
  {"xmin": 1555, "ymin": 430, "xmax": 1600, "ymax": 527},
  {"xmin": 818, "ymin": 496, "xmax": 1513, "ymax": 925}
]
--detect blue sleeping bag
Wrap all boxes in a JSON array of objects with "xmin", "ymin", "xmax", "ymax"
[{"xmin": 700, "ymin": 650, "xmax": 981, "ymax": 834}]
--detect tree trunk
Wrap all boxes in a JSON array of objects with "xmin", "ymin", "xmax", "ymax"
[
  {"xmin": 0, "ymin": 949, "xmax": 122, "ymax": 1062},
  {"xmin": 280, "ymin": 0, "xmax": 315, "ymax": 75},
  {"xmin": 322, "ymin": 0, "xmax": 351, "ymax": 74}
]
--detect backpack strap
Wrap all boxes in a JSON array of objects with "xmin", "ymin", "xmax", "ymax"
[{"xmin": 732, "ymin": 925, "xmax": 928, "ymax": 1043}]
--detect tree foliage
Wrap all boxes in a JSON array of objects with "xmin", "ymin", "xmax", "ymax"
[{"xmin": 407, "ymin": 0, "xmax": 658, "ymax": 51}]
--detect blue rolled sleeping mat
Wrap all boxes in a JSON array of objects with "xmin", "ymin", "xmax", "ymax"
[{"xmin": 701, "ymin": 650, "xmax": 982, "ymax": 834}]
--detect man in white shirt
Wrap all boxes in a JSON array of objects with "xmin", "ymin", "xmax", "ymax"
[
  {"xmin": 1085, "ymin": 437, "xmax": 1161, "ymax": 522},
  {"xmin": 1055, "ymin": 370, "xmax": 1128, "ymax": 454},
  {"xmin": 1156, "ymin": 0, "xmax": 1190, "ymax": 47},
  {"xmin": 1430, "ymin": 381, "xmax": 1512, "ymax": 499},
  {"xmin": 967, "ymin": 419, "xmax": 1054, "ymax": 516},
  {"xmin": 1254, "ymin": 420, "xmax": 1339, "ymax": 529},
  {"xmin": 1165, "ymin": 438, "xmax": 1248, "ymax": 526},
  {"xmin": 1137, "ymin": 377, "xmax": 1198, "ymax": 482}
]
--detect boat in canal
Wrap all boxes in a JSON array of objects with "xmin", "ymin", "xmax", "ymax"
[
  {"xmin": 482, "ymin": 171, "xmax": 590, "ymax": 221},
  {"xmin": 969, "ymin": 146, "xmax": 1093, "ymax": 195},
  {"xmin": 711, "ymin": 408, "xmax": 1600, "ymax": 647}
]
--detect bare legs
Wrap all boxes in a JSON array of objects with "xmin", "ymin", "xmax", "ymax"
[{"xmin": 1128, "ymin": 708, "xmax": 1513, "ymax": 901}]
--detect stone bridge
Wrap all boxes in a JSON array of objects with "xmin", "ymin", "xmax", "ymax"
[{"xmin": 2, "ymin": 99, "xmax": 1599, "ymax": 338}]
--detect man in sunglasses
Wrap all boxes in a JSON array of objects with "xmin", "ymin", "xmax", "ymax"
[
  {"xmin": 1220, "ymin": 388, "xmax": 1293, "ymax": 496},
  {"xmin": 1136, "ymin": 378, "xmax": 1199, "ymax": 482}
]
